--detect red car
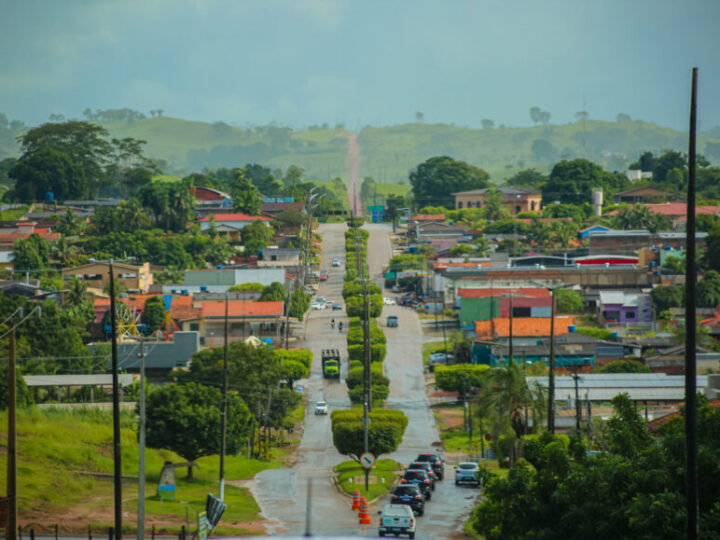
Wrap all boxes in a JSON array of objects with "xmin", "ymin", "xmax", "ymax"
[{"xmin": 319, "ymin": 270, "xmax": 329, "ymax": 281}]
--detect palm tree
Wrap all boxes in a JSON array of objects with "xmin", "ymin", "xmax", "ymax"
[
  {"xmin": 64, "ymin": 276, "xmax": 87, "ymax": 308},
  {"xmin": 53, "ymin": 236, "xmax": 78, "ymax": 266},
  {"xmin": 482, "ymin": 188, "xmax": 509, "ymax": 221},
  {"xmin": 480, "ymin": 361, "xmax": 546, "ymax": 465}
]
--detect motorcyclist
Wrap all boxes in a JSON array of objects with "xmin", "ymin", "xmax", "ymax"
[{"xmin": 338, "ymin": 321, "xmax": 344, "ymax": 332}]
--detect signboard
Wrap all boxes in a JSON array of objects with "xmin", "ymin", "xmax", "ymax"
[
  {"xmin": 360, "ymin": 452, "xmax": 376, "ymax": 469},
  {"xmin": 197, "ymin": 511, "xmax": 210, "ymax": 540},
  {"xmin": 295, "ymin": 384, "xmax": 304, "ymax": 393}
]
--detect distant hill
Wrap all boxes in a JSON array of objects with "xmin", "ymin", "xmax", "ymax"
[{"xmin": 4, "ymin": 116, "xmax": 719, "ymax": 185}]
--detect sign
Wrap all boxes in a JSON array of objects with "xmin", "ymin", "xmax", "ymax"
[
  {"xmin": 197, "ymin": 511, "xmax": 210, "ymax": 540},
  {"xmin": 295, "ymin": 384, "xmax": 304, "ymax": 393},
  {"xmin": 360, "ymin": 452, "xmax": 376, "ymax": 469}
]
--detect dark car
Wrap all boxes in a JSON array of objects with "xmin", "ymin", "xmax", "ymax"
[
  {"xmin": 407, "ymin": 462, "xmax": 436, "ymax": 490},
  {"xmin": 390, "ymin": 484, "xmax": 425, "ymax": 516},
  {"xmin": 387, "ymin": 315, "xmax": 399, "ymax": 328},
  {"xmin": 415, "ymin": 453, "xmax": 445, "ymax": 481},
  {"xmin": 400, "ymin": 469, "xmax": 432, "ymax": 500}
]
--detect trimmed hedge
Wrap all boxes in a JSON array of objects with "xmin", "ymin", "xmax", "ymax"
[
  {"xmin": 273, "ymin": 348, "xmax": 313, "ymax": 368},
  {"xmin": 348, "ymin": 343, "xmax": 387, "ymax": 363},
  {"xmin": 346, "ymin": 366, "xmax": 390, "ymax": 390},
  {"xmin": 434, "ymin": 364, "xmax": 491, "ymax": 392}
]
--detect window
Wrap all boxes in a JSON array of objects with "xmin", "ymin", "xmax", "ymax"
[
  {"xmin": 515, "ymin": 205, "xmax": 521, "ymax": 214},
  {"xmin": 513, "ymin": 307, "xmax": 531, "ymax": 318},
  {"xmin": 476, "ymin": 201, "xmax": 482, "ymax": 208},
  {"xmin": 625, "ymin": 311, "xmax": 636, "ymax": 319},
  {"xmin": 458, "ymin": 201, "xmax": 463, "ymax": 209},
  {"xmin": 190, "ymin": 323, "xmax": 199, "ymax": 331},
  {"xmin": 531, "ymin": 200, "xmax": 537, "ymax": 211}
]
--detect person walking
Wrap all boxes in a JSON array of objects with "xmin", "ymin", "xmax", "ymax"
[
  {"xmin": 331, "ymin": 318, "xmax": 335, "ymax": 329},
  {"xmin": 338, "ymin": 321, "xmax": 343, "ymax": 332}
]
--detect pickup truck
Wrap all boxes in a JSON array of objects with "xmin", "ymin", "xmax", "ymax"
[
  {"xmin": 321, "ymin": 349, "xmax": 340, "ymax": 379},
  {"xmin": 378, "ymin": 504, "xmax": 416, "ymax": 538}
]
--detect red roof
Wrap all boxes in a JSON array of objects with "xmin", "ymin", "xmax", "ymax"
[
  {"xmin": 606, "ymin": 203, "xmax": 719, "ymax": 218},
  {"xmin": 0, "ymin": 232, "xmax": 60, "ymax": 243},
  {"xmin": 190, "ymin": 186, "xmax": 231, "ymax": 201},
  {"xmin": 410, "ymin": 214, "xmax": 446, "ymax": 221},
  {"xmin": 475, "ymin": 316, "xmax": 573, "ymax": 340},
  {"xmin": 434, "ymin": 262, "xmax": 493, "ymax": 270},
  {"xmin": 200, "ymin": 300, "xmax": 283, "ymax": 318},
  {"xmin": 458, "ymin": 287, "xmax": 550, "ymax": 299},
  {"xmin": 197, "ymin": 213, "xmax": 271, "ymax": 222}
]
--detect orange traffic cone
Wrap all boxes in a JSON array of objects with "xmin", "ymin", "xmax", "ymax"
[
  {"xmin": 352, "ymin": 490, "xmax": 361, "ymax": 510},
  {"xmin": 358, "ymin": 497, "xmax": 372, "ymax": 525}
]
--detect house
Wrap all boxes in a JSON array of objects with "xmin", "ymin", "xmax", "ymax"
[
  {"xmin": 63, "ymin": 261, "xmax": 153, "ymax": 293},
  {"xmin": 587, "ymin": 229, "xmax": 708, "ymax": 255},
  {"xmin": 474, "ymin": 315, "xmax": 574, "ymax": 341},
  {"xmin": 0, "ymin": 220, "xmax": 60, "ymax": 248},
  {"xmin": 0, "ymin": 250, "xmax": 14, "ymax": 270},
  {"xmin": 457, "ymin": 287, "xmax": 551, "ymax": 328},
  {"xmin": 63, "ymin": 198, "xmax": 123, "ymax": 212},
  {"xmin": 257, "ymin": 247, "xmax": 301, "ymax": 267},
  {"xmin": 413, "ymin": 222, "xmax": 468, "ymax": 244},
  {"xmin": 644, "ymin": 345, "xmax": 720, "ymax": 374},
  {"xmin": 408, "ymin": 214, "xmax": 445, "ymax": 225},
  {"xmin": 182, "ymin": 267, "xmax": 291, "ymax": 291},
  {"xmin": 178, "ymin": 300, "xmax": 284, "ymax": 347},
  {"xmin": 197, "ymin": 213, "xmax": 272, "ymax": 233},
  {"xmin": 190, "ymin": 186, "xmax": 232, "ymax": 212},
  {"xmin": 613, "ymin": 186, "xmax": 675, "ymax": 204},
  {"xmin": 605, "ymin": 202, "xmax": 719, "ymax": 220},
  {"xmin": 578, "ymin": 225, "xmax": 611, "ymax": 239},
  {"xmin": 453, "ymin": 186, "xmax": 542, "ymax": 215},
  {"xmin": 597, "ymin": 291, "xmax": 652, "ymax": 326},
  {"xmin": 260, "ymin": 199, "xmax": 305, "ymax": 216},
  {"xmin": 481, "ymin": 332, "xmax": 632, "ymax": 368}
]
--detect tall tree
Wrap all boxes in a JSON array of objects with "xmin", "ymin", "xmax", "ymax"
[
  {"xmin": 409, "ymin": 156, "xmax": 490, "ymax": 209},
  {"xmin": 231, "ymin": 169, "xmax": 262, "ymax": 215},
  {"xmin": 9, "ymin": 147, "xmax": 87, "ymax": 202},
  {"xmin": 613, "ymin": 204, "xmax": 671, "ymax": 232},
  {"xmin": 541, "ymin": 159, "xmax": 629, "ymax": 205},
  {"xmin": 505, "ymin": 168, "xmax": 546, "ymax": 188},
  {"xmin": 141, "ymin": 296, "xmax": 166, "ymax": 335}
]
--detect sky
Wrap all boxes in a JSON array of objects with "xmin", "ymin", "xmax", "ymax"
[{"xmin": 1, "ymin": 0, "xmax": 719, "ymax": 131}]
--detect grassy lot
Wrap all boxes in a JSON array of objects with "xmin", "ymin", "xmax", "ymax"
[
  {"xmin": 0, "ymin": 204, "xmax": 28, "ymax": 220},
  {"xmin": 0, "ymin": 406, "xmax": 292, "ymax": 535},
  {"xmin": 335, "ymin": 458, "xmax": 401, "ymax": 500}
]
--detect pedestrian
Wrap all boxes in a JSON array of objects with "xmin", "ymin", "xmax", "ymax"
[
  {"xmin": 338, "ymin": 321, "xmax": 343, "ymax": 332},
  {"xmin": 331, "ymin": 318, "xmax": 335, "ymax": 329}
]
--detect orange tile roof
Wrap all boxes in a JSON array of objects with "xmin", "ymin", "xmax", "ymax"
[
  {"xmin": 605, "ymin": 203, "xmax": 718, "ymax": 218},
  {"xmin": 475, "ymin": 316, "xmax": 574, "ymax": 340},
  {"xmin": 200, "ymin": 300, "xmax": 283, "ymax": 318},
  {"xmin": 410, "ymin": 214, "xmax": 446, "ymax": 221},
  {"xmin": 459, "ymin": 287, "xmax": 550, "ymax": 299}
]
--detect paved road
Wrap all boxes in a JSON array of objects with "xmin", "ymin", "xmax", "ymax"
[
  {"xmin": 249, "ymin": 223, "xmax": 478, "ymax": 538},
  {"xmin": 365, "ymin": 224, "xmax": 480, "ymax": 540}
]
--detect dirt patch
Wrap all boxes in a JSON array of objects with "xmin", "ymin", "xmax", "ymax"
[{"xmin": 436, "ymin": 407, "xmax": 465, "ymax": 429}]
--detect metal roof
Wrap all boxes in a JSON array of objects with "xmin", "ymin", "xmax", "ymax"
[
  {"xmin": 24, "ymin": 374, "xmax": 134, "ymax": 387},
  {"xmin": 527, "ymin": 373, "xmax": 708, "ymax": 402}
]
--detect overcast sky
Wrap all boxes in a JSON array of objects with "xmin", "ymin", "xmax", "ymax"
[{"xmin": 1, "ymin": 0, "xmax": 719, "ymax": 131}]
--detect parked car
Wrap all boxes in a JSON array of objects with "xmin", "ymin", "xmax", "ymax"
[
  {"xmin": 319, "ymin": 270, "xmax": 329, "ymax": 281},
  {"xmin": 378, "ymin": 504, "xmax": 416, "ymax": 538},
  {"xmin": 390, "ymin": 484, "xmax": 425, "ymax": 516},
  {"xmin": 428, "ymin": 352, "xmax": 453, "ymax": 364},
  {"xmin": 407, "ymin": 462, "xmax": 436, "ymax": 490},
  {"xmin": 314, "ymin": 401, "xmax": 328, "ymax": 415},
  {"xmin": 415, "ymin": 453, "xmax": 446, "ymax": 481},
  {"xmin": 387, "ymin": 315, "xmax": 399, "ymax": 328},
  {"xmin": 383, "ymin": 296, "xmax": 397, "ymax": 305},
  {"xmin": 454, "ymin": 462, "xmax": 480, "ymax": 486},
  {"xmin": 310, "ymin": 301, "xmax": 325, "ymax": 310},
  {"xmin": 400, "ymin": 469, "xmax": 432, "ymax": 500},
  {"xmin": 332, "ymin": 258, "xmax": 341, "ymax": 267},
  {"xmin": 331, "ymin": 301, "xmax": 342, "ymax": 311}
]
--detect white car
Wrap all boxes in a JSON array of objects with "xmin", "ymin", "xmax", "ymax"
[
  {"xmin": 314, "ymin": 401, "xmax": 328, "ymax": 415},
  {"xmin": 332, "ymin": 258, "xmax": 341, "ymax": 267},
  {"xmin": 455, "ymin": 462, "xmax": 480, "ymax": 486},
  {"xmin": 383, "ymin": 297, "xmax": 397, "ymax": 305},
  {"xmin": 378, "ymin": 504, "xmax": 416, "ymax": 538},
  {"xmin": 428, "ymin": 352, "xmax": 453, "ymax": 364},
  {"xmin": 310, "ymin": 301, "xmax": 325, "ymax": 310}
]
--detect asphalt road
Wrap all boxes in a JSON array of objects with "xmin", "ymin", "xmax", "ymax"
[{"xmin": 249, "ymin": 223, "xmax": 479, "ymax": 539}]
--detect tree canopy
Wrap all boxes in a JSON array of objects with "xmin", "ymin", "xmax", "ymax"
[
  {"xmin": 409, "ymin": 156, "xmax": 489, "ymax": 209},
  {"xmin": 541, "ymin": 159, "xmax": 629, "ymax": 206}
]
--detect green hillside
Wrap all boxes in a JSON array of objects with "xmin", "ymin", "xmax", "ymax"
[
  {"xmin": 4, "ymin": 115, "xmax": 719, "ymax": 186},
  {"xmin": 100, "ymin": 117, "xmax": 719, "ymax": 184}
]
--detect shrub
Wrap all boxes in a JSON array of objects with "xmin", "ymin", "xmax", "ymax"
[
  {"xmin": 348, "ymin": 343, "xmax": 387, "ymax": 363},
  {"xmin": 434, "ymin": 364, "xmax": 491, "ymax": 392}
]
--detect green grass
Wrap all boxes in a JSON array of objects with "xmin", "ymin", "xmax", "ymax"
[
  {"xmin": 152, "ymin": 174, "xmax": 182, "ymax": 183},
  {"xmin": 423, "ymin": 342, "xmax": 447, "ymax": 364},
  {"xmin": 0, "ymin": 407, "xmax": 291, "ymax": 535},
  {"xmin": 335, "ymin": 458, "xmax": 401, "ymax": 500},
  {"xmin": 0, "ymin": 204, "xmax": 28, "ymax": 220}
]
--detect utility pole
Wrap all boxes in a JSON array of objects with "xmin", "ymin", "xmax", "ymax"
[
  {"xmin": 685, "ymin": 66, "xmax": 699, "ymax": 540},
  {"xmin": 547, "ymin": 287, "xmax": 557, "ymax": 434},
  {"xmin": 109, "ymin": 261, "xmax": 123, "ymax": 540},
  {"xmin": 219, "ymin": 293, "xmax": 229, "ymax": 501},
  {"xmin": 137, "ymin": 337, "xmax": 146, "ymax": 540},
  {"xmin": 572, "ymin": 367, "xmax": 581, "ymax": 436},
  {"xmin": 284, "ymin": 283, "xmax": 292, "ymax": 350},
  {"xmin": 7, "ymin": 327, "xmax": 17, "ymax": 540},
  {"xmin": 508, "ymin": 292, "xmax": 513, "ymax": 366}
]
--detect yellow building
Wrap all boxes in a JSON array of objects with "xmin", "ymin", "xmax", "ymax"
[
  {"xmin": 454, "ymin": 186, "xmax": 542, "ymax": 215},
  {"xmin": 62, "ymin": 261, "xmax": 153, "ymax": 293}
]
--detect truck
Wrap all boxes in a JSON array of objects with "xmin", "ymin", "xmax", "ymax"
[
  {"xmin": 378, "ymin": 504, "xmax": 416, "ymax": 538},
  {"xmin": 321, "ymin": 349, "xmax": 340, "ymax": 379}
]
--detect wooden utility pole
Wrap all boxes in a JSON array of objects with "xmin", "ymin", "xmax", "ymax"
[
  {"xmin": 137, "ymin": 338, "xmax": 146, "ymax": 540},
  {"xmin": 547, "ymin": 288, "xmax": 557, "ymax": 434},
  {"xmin": 219, "ymin": 293, "xmax": 229, "ymax": 501},
  {"xmin": 109, "ymin": 261, "xmax": 123, "ymax": 539},
  {"xmin": 7, "ymin": 328, "xmax": 17, "ymax": 540},
  {"xmin": 685, "ymin": 66, "xmax": 699, "ymax": 540}
]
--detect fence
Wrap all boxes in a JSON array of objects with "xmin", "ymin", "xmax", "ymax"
[{"xmin": 10, "ymin": 524, "xmax": 192, "ymax": 540}]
